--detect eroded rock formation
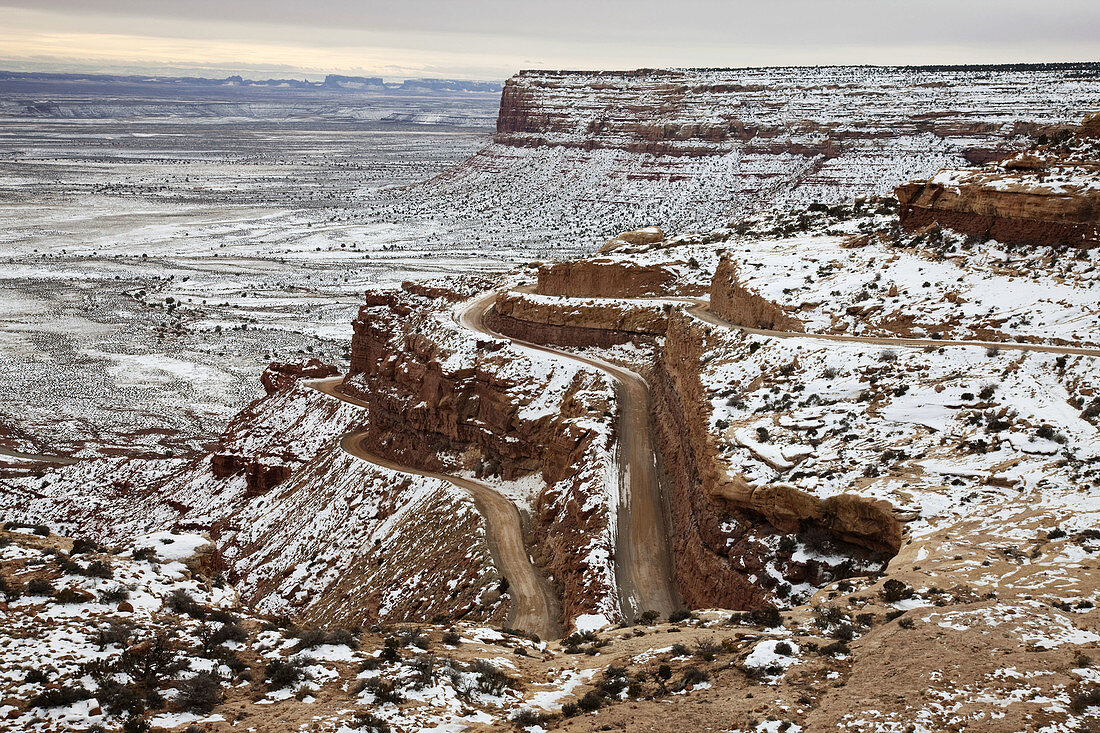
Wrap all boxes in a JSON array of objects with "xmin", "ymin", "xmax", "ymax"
[
  {"xmin": 536, "ymin": 259, "xmax": 684, "ymax": 298},
  {"xmin": 345, "ymin": 283, "xmax": 621, "ymax": 625},
  {"xmin": 489, "ymin": 290, "xmax": 667, "ymax": 348},
  {"xmin": 897, "ymin": 114, "xmax": 1100, "ymax": 248},
  {"xmin": 710, "ymin": 255, "xmax": 804, "ymax": 331}
]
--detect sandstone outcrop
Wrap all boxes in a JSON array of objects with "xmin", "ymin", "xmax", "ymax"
[
  {"xmin": 489, "ymin": 290, "xmax": 667, "ymax": 348},
  {"xmin": 599, "ymin": 227, "xmax": 664, "ymax": 253},
  {"xmin": 536, "ymin": 258, "xmax": 683, "ymax": 298},
  {"xmin": 652, "ymin": 311, "xmax": 900, "ymax": 609},
  {"xmin": 897, "ymin": 114, "xmax": 1100, "ymax": 247},
  {"xmin": 344, "ymin": 283, "xmax": 621, "ymax": 626},
  {"xmin": 710, "ymin": 255, "xmax": 804, "ymax": 331},
  {"xmin": 346, "ymin": 289, "xmax": 603, "ymax": 483},
  {"xmin": 260, "ymin": 358, "xmax": 339, "ymax": 396}
]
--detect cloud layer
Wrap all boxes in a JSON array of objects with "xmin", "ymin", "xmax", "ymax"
[{"xmin": 1, "ymin": 1, "xmax": 1097, "ymax": 80}]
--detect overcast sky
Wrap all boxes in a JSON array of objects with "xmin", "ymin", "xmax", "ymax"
[{"xmin": 1, "ymin": 1, "xmax": 1098, "ymax": 80}]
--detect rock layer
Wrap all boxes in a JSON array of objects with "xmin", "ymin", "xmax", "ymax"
[
  {"xmin": 710, "ymin": 255, "xmax": 804, "ymax": 331},
  {"xmin": 897, "ymin": 114, "xmax": 1100, "ymax": 247},
  {"xmin": 536, "ymin": 259, "xmax": 685, "ymax": 298}
]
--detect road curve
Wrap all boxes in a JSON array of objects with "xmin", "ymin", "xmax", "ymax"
[
  {"xmin": 309, "ymin": 377, "xmax": 562, "ymax": 641},
  {"xmin": 687, "ymin": 303, "xmax": 1100, "ymax": 358},
  {"xmin": 456, "ymin": 293, "xmax": 680, "ymax": 621},
  {"xmin": 0, "ymin": 447, "xmax": 78, "ymax": 465}
]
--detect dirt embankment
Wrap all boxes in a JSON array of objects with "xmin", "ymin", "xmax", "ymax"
[{"xmin": 710, "ymin": 255, "xmax": 804, "ymax": 331}]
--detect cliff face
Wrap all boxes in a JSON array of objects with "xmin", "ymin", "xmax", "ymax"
[
  {"xmin": 897, "ymin": 115, "xmax": 1100, "ymax": 248},
  {"xmin": 345, "ymin": 284, "xmax": 622, "ymax": 625},
  {"xmin": 653, "ymin": 311, "xmax": 900, "ymax": 609},
  {"xmin": 536, "ymin": 259, "xmax": 688, "ymax": 298},
  {"xmin": 496, "ymin": 67, "xmax": 1096, "ymax": 158},
  {"xmin": 490, "ymin": 290, "xmax": 667, "ymax": 348},
  {"xmin": 346, "ymin": 289, "xmax": 604, "ymax": 483},
  {"xmin": 710, "ymin": 255, "xmax": 804, "ymax": 332}
]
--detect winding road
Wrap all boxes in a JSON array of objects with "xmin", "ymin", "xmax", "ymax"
[
  {"xmin": 310, "ymin": 285, "xmax": 1100, "ymax": 639},
  {"xmin": 309, "ymin": 376, "xmax": 563, "ymax": 641},
  {"xmin": 456, "ymin": 293, "xmax": 680, "ymax": 622}
]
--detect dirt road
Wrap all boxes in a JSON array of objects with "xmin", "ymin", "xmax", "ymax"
[
  {"xmin": 0, "ymin": 447, "xmax": 78, "ymax": 465},
  {"xmin": 309, "ymin": 377, "xmax": 562, "ymax": 640},
  {"xmin": 644, "ymin": 296, "xmax": 1100, "ymax": 357},
  {"xmin": 456, "ymin": 293, "xmax": 680, "ymax": 622}
]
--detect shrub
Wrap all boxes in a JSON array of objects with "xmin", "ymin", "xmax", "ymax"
[
  {"xmin": 441, "ymin": 630, "xmax": 461, "ymax": 646},
  {"xmin": 511, "ymin": 709, "xmax": 550, "ymax": 726},
  {"xmin": 132, "ymin": 547, "xmax": 158, "ymax": 562},
  {"xmin": 86, "ymin": 560, "xmax": 113, "ymax": 579},
  {"xmin": 679, "ymin": 666, "xmax": 711, "ymax": 688},
  {"xmin": 120, "ymin": 631, "xmax": 182, "ymax": 689},
  {"xmin": 122, "ymin": 716, "xmax": 150, "ymax": 733},
  {"xmin": 178, "ymin": 672, "xmax": 222, "ymax": 712},
  {"xmin": 96, "ymin": 620, "xmax": 133, "ymax": 651},
  {"xmin": 34, "ymin": 524, "xmax": 50, "ymax": 537},
  {"xmin": 878, "ymin": 350, "xmax": 898, "ymax": 363},
  {"xmin": 350, "ymin": 712, "xmax": 391, "ymax": 732},
  {"xmin": 639, "ymin": 609, "xmax": 660, "ymax": 625},
  {"xmin": 693, "ymin": 642, "xmax": 722, "ymax": 661},
  {"xmin": 362, "ymin": 678, "xmax": 403, "ymax": 705},
  {"xmin": 577, "ymin": 689, "xmax": 604, "ymax": 711},
  {"xmin": 472, "ymin": 660, "xmax": 512, "ymax": 696},
  {"xmin": 265, "ymin": 659, "xmax": 305, "ymax": 690},
  {"xmin": 71, "ymin": 538, "xmax": 99, "ymax": 555},
  {"xmin": 32, "ymin": 684, "xmax": 92, "ymax": 708},
  {"xmin": 774, "ymin": 641, "xmax": 793, "ymax": 656},
  {"xmin": 560, "ymin": 702, "xmax": 579, "ymax": 717},
  {"xmin": 100, "ymin": 586, "xmax": 130, "ymax": 604},
  {"xmin": 898, "ymin": 616, "xmax": 916, "ymax": 629},
  {"xmin": 97, "ymin": 679, "xmax": 146, "ymax": 716},
  {"xmin": 668, "ymin": 609, "xmax": 692, "ymax": 623},
  {"xmin": 26, "ymin": 578, "xmax": 55, "ymax": 597},
  {"xmin": 164, "ymin": 589, "xmax": 204, "ymax": 618},
  {"xmin": 1069, "ymin": 686, "xmax": 1100, "ymax": 713},
  {"xmin": 978, "ymin": 384, "xmax": 997, "ymax": 401},
  {"xmin": 881, "ymin": 578, "xmax": 912, "ymax": 603},
  {"xmin": 751, "ymin": 605, "xmax": 782, "ymax": 627},
  {"xmin": 819, "ymin": 641, "xmax": 849, "ymax": 656}
]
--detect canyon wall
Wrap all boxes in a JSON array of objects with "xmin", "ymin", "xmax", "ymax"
[
  {"xmin": 710, "ymin": 255, "xmax": 804, "ymax": 331},
  {"xmin": 653, "ymin": 311, "xmax": 901, "ymax": 609},
  {"xmin": 897, "ymin": 115, "xmax": 1100, "ymax": 248},
  {"xmin": 345, "ymin": 284, "xmax": 622, "ymax": 626}
]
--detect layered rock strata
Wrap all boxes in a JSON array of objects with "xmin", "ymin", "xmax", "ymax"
[
  {"xmin": 345, "ymin": 283, "xmax": 621, "ymax": 625},
  {"xmin": 536, "ymin": 259, "xmax": 689, "ymax": 298},
  {"xmin": 488, "ymin": 290, "xmax": 667, "ymax": 349},
  {"xmin": 710, "ymin": 255, "xmax": 804, "ymax": 331},
  {"xmin": 897, "ymin": 114, "xmax": 1100, "ymax": 247}
]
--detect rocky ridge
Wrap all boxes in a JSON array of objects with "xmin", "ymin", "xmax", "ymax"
[{"xmin": 899, "ymin": 113, "xmax": 1100, "ymax": 247}]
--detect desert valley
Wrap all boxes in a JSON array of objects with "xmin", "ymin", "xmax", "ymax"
[{"xmin": 0, "ymin": 63, "xmax": 1099, "ymax": 733}]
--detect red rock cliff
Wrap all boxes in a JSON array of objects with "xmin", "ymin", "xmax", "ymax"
[{"xmin": 897, "ymin": 114, "xmax": 1100, "ymax": 248}]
